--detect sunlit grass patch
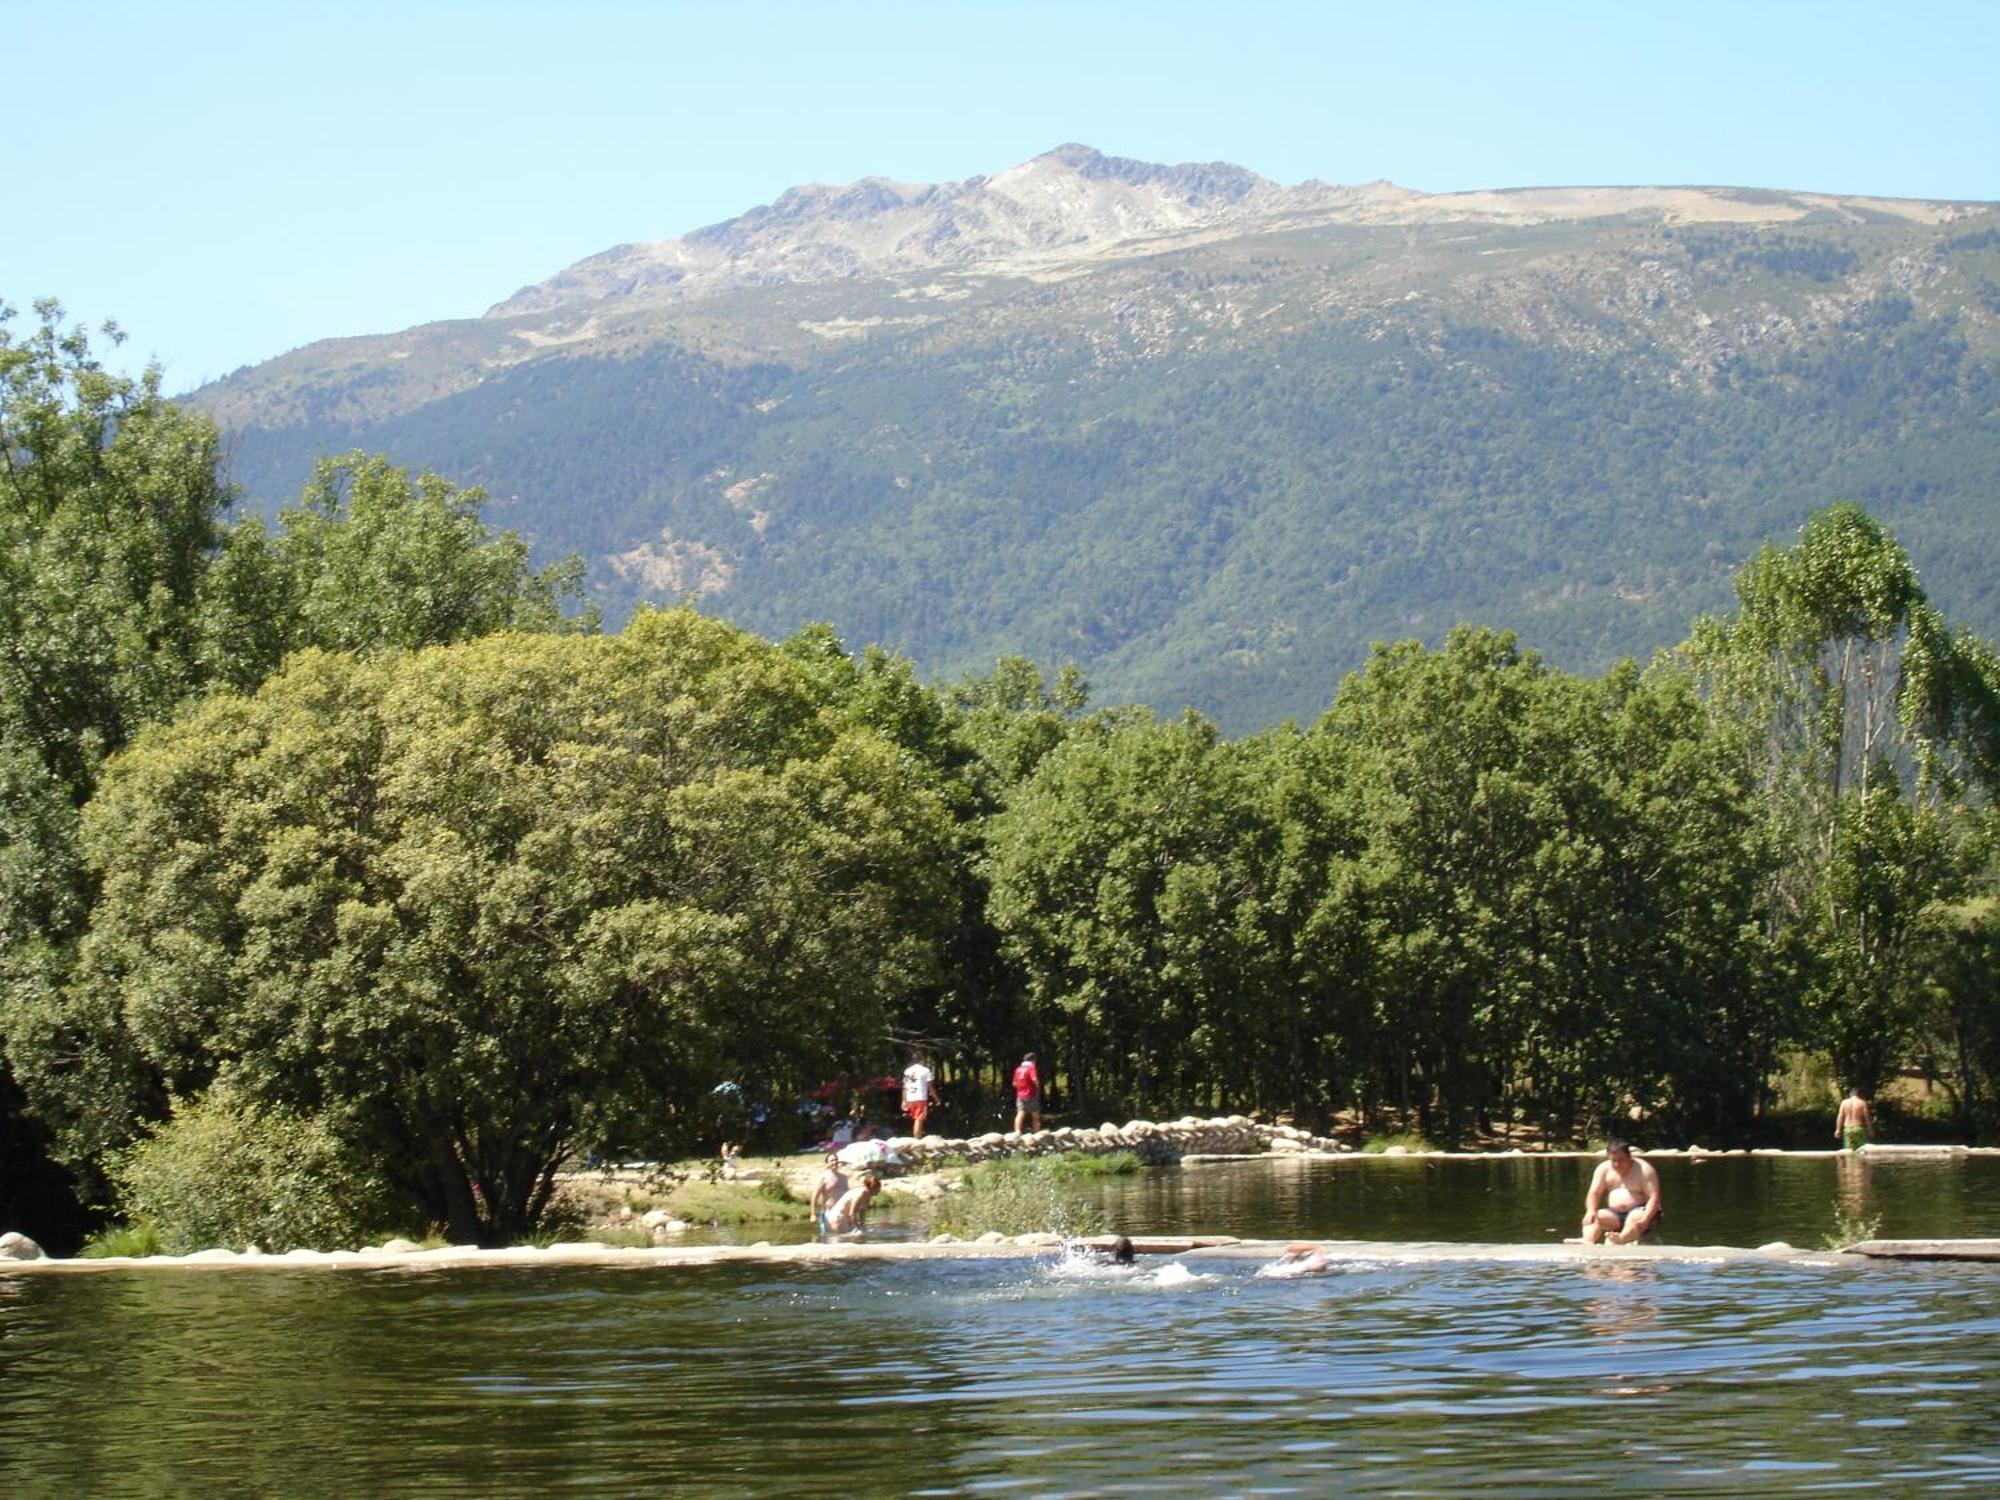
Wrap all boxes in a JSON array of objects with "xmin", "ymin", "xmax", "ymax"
[{"xmin": 1362, "ymin": 1132, "xmax": 1436, "ymax": 1154}]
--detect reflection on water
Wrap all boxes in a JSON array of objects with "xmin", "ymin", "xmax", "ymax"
[
  {"xmin": 5, "ymin": 1254, "xmax": 2000, "ymax": 1493},
  {"xmin": 1077, "ymin": 1152, "xmax": 2000, "ymax": 1248}
]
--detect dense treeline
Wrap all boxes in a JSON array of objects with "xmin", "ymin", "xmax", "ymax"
[{"xmin": 4, "ymin": 301, "xmax": 1998, "ymax": 1251}]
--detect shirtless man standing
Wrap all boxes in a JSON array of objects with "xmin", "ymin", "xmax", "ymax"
[
  {"xmin": 809, "ymin": 1153, "xmax": 848, "ymax": 1237},
  {"xmin": 1581, "ymin": 1139, "xmax": 1662, "ymax": 1245},
  {"xmin": 1835, "ymin": 1086, "xmax": 1874, "ymax": 1151}
]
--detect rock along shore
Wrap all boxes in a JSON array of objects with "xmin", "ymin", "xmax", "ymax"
[{"xmin": 853, "ymin": 1113, "xmax": 1353, "ymax": 1165}]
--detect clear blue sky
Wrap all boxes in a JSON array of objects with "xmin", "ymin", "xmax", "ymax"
[{"xmin": 6, "ymin": 0, "xmax": 1996, "ymax": 392}]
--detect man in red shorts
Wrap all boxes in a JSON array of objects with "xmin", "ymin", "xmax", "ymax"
[{"xmin": 901, "ymin": 1057, "xmax": 939, "ymax": 1139}]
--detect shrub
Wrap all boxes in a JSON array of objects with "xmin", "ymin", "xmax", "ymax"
[
  {"xmin": 79, "ymin": 1221, "xmax": 163, "ymax": 1259},
  {"xmin": 110, "ymin": 1089, "xmax": 404, "ymax": 1254},
  {"xmin": 1823, "ymin": 1200, "xmax": 1883, "ymax": 1251},
  {"xmin": 928, "ymin": 1158, "xmax": 1107, "ymax": 1238}
]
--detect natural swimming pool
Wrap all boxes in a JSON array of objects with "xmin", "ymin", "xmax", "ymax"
[{"xmin": 4, "ymin": 1154, "xmax": 1997, "ymax": 1492}]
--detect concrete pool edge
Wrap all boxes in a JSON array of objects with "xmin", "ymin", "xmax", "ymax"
[{"xmin": 18, "ymin": 1234, "xmax": 1993, "ymax": 1276}]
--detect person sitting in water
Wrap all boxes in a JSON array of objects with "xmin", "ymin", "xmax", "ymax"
[
  {"xmin": 1581, "ymin": 1139, "xmax": 1662, "ymax": 1245},
  {"xmin": 824, "ymin": 1172, "xmax": 881, "ymax": 1235},
  {"xmin": 1258, "ymin": 1242, "xmax": 1333, "ymax": 1278}
]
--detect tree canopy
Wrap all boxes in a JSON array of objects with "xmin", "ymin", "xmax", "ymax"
[{"xmin": 68, "ymin": 611, "xmax": 955, "ymax": 1243}]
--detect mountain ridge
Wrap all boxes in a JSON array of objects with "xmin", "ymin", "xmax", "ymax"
[
  {"xmin": 482, "ymin": 143, "xmax": 1979, "ymax": 321},
  {"xmin": 184, "ymin": 146, "xmax": 2000, "ymax": 729}
]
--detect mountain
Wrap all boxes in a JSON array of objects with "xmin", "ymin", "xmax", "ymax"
[{"xmin": 187, "ymin": 146, "xmax": 2000, "ymax": 730}]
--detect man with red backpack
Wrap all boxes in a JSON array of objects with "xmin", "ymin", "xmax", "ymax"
[{"xmin": 1012, "ymin": 1052, "xmax": 1042, "ymax": 1133}]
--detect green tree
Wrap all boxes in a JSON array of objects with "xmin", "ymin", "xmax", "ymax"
[
  {"xmin": 945, "ymin": 655, "xmax": 1090, "ymax": 793},
  {"xmin": 1, "ymin": 300, "xmax": 231, "ymax": 1243},
  {"xmin": 1317, "ymin": 628, "xmax": 1550, "ymax": 1138},
  {"xmin": 201, "ymin": 450, "xmax": 594, "ymax": 692},
  {"xmin": 70, "ymin": 610, "xmax": 954, "ymax": 1243},
  {"xmin": 0, "ymin": 300, "xmax": 226, "ymax": 802},
  {"xmin": 0, "ymin": 305, "xmax": 599, "ymax": 1242},
  {"xmin": 1684, "ymin": 503, "xmax": 2000, "ymax": 1091},
  {"xmin": 986, "ymin": 708, "xmax": 1275, "ymax": 1114},
  {"xmin": 1318, "ymin": 630, "xmax": 1776, "ymax": 1141},
  {"xmin": 1914, "ymin": 894, "xmax": 2000, "ymax": 1140}
]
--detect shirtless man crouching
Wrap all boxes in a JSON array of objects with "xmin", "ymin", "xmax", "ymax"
[
  {"xmin": 824, "ymin": 1172, "xmax": 882, "ymax": 1236},
  {"xmin": 1581, "ymin": 1139, "xmax": 1662, "ymax": 1246}
]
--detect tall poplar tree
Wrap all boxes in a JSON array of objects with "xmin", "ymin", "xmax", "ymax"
[{"xmin": 1685, "ymin": 503, "xmax": 2000, "ymax": 1092}]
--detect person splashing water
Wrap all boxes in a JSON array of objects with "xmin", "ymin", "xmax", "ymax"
[{"xmin": 1256, "ymin": 1243, "xmax": 1334, "ymax": 1278}]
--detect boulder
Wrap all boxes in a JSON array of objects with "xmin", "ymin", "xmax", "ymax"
[
  {"xmin": 0, "ymin": 1232, "xmax": 44, "ymax": 1261},
  {"xmin": 378, "ymin": 1237, "xmax": 421, "ymax": 1254},
  {"xmin": 975, "ymin": 1230, "xmax": 1006, "ymax": 1244}
]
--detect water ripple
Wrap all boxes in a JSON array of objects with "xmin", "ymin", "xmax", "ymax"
[{"xmin": 5, "ymin": 1254, "xmax": 2000, "ymax": 1492}]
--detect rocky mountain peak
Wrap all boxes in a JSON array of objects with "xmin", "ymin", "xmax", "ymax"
[
  {"xmin": 484, "ymin": 147, "xmax": 1973, "ymax": 322},
  {"xmin": 485, "ymin": 145, "xmax": 1328, "ymax": 318},
  {"xmin": 1032, "ymin": 142, "xmax": 1270, "ymax": 203}
]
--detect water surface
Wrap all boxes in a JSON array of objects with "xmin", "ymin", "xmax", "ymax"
[
  {"xmin": 5, "ymin": 1252, "xmax": 1998, "ymax": 1493},
  {"xmin": 1081, "ymin": 1151, "xmax": 2000, "ymax": 1248},
  {"xmin": 7, "ymin": 1154, "xmax": 1998, "ymax": 1492}
]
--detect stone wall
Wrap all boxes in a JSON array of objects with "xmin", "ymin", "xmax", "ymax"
[{"xmin": 870, "ymin": 1114, "xmax": 1349, "ymax": 1168}]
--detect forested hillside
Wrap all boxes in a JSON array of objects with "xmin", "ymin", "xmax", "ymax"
[{"xmin": 191, "ymin": 153, "xmax": 2000, "ymax": 730}]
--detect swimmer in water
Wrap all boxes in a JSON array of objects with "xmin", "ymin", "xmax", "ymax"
[{"xmin": 1257, "ymin": 1242, "xmax": 1332, "ymax": 1278}]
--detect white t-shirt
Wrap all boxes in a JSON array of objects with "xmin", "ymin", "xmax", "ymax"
[{"xmin": 902, "ymin": 1063, "xmax": 933, "ymax": 1104}]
